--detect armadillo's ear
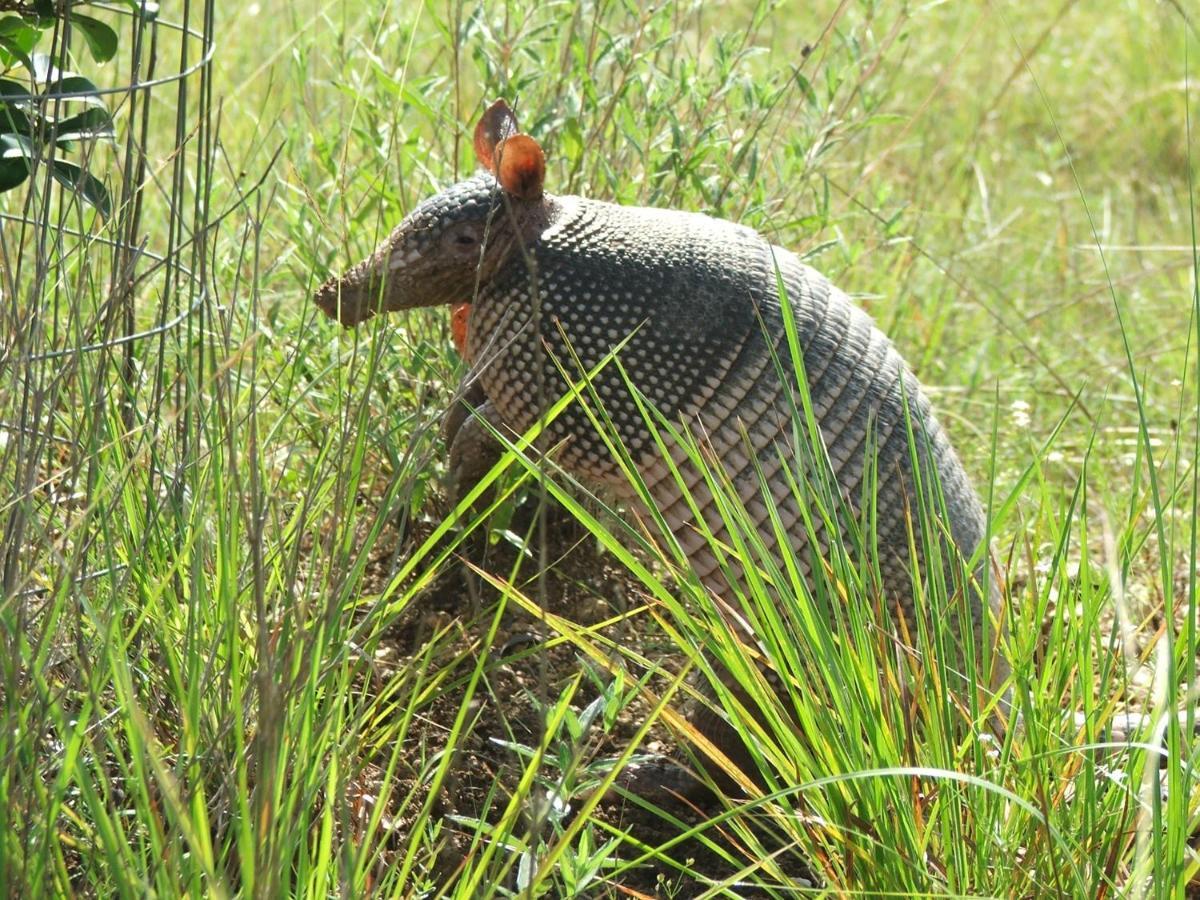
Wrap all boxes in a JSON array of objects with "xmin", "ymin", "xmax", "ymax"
[
  {"xmin": 473, "ymin": 98, "xmax": 545, "ymax": 200},
  {"xmin": 495, "ymin": 135, "xmax": 545, "ymax": 200},
  {"xmin": 473, "ymin": 98, "xmax": 519, "ymax": 172}
]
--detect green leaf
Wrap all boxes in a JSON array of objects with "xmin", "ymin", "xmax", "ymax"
[
  {"xmin": 69, "ymin": 13, "xmax": 118, "ymax": 64},
  {"xmin": 50, "ymin": 159, "xmax": 110, "ymax": 216},
  {"xmin": 791, "ymin": 67, "xmax": 818, "ymax": 108},
  {"xmin": 1, "ymin": 131, "xmax": 35, "ymax": 157},
  {"xmin": 0, "ymin": 77, "xmax": 30, "ymax": 98},
  {"xmin": 0, "ymin": 35, "xmax": 34, "ymax": 73},
  {"xmin": 0, "ymin": 16, "xmax": 44, "ymax": 53},
  {"xmin": 54, "ymin": 107, "xmax": 113, "ymax": 141},
  {"xmin": 19, "ymin": 68, "xmax": 106, "ymax": 106},
  {"xmin": 0, "ymin": 16, "xmax": 29, "ymax": 36},
  {"xmin": 0, "ymin": 103, "xmax": 31, "ymax": 134},
  {"xmin": 47, "ymin": 74, "xmax": 105, "ymax": 106},
  {"xmin": 0, "ymin": 155, "xmax": 29, "ymax": 190}
]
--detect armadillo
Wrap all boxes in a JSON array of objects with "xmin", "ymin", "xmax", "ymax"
[{"xmin": 314, "ymin": 100, "xmax": 1007, "ymax": 784}]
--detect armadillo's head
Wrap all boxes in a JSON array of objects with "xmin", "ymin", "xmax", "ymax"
[
  {"xmin": 313, "ymin": 172, "xmax": 551, "ymax": 326},
  {"xmin": 314, "ymin": 99, "xmax": 550, "ymax": 327}
]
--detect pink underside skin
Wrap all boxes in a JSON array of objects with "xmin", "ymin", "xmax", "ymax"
[{"xmin": 451, "ymin": 302, "xmax": 471, "ymax": 357}]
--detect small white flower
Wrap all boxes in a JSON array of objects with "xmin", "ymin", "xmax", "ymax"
[{"xmin": 1009, "ymin": 399, "xmax": 1031, "ymax": 429}]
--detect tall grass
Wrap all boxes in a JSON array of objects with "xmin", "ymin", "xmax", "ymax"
[{"xmin": 0, "ymin": 0, "xmax": 1196, "ymax": 896}]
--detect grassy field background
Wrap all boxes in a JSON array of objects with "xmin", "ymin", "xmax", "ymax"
[{"xmin": 1, "ymin": 0, "xmax": 1197, "ymax": 896}]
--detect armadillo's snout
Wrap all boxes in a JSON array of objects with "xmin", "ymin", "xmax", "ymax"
[
  {"xmin": 312, "ymin": 171, "xmax": 519, "ymax": 328},
  {"xmin": 314, "ymin": 217, "xmax": 439, "ymax": 326},
  {"xmin": 313, "ymin": 264, "xmax": 386, "ymax": 327},
  {"xmin": 313, "ymin": 223, "xmax": 420, "ymax": 328}
]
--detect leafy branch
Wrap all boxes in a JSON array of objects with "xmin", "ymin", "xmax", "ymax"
[{"xmin": 0, "ymin": 2, "xmax": 156, "ymax": 215}]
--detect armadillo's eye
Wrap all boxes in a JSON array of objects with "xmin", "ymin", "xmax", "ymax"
[{"xmin": 443, "ymin": 223, "xmax": 482, "ymax": 255}]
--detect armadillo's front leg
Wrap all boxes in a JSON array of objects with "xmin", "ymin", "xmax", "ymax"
[{"xmin": 443, "ymin": 379, "xmax": 508, "ymax": 506}]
